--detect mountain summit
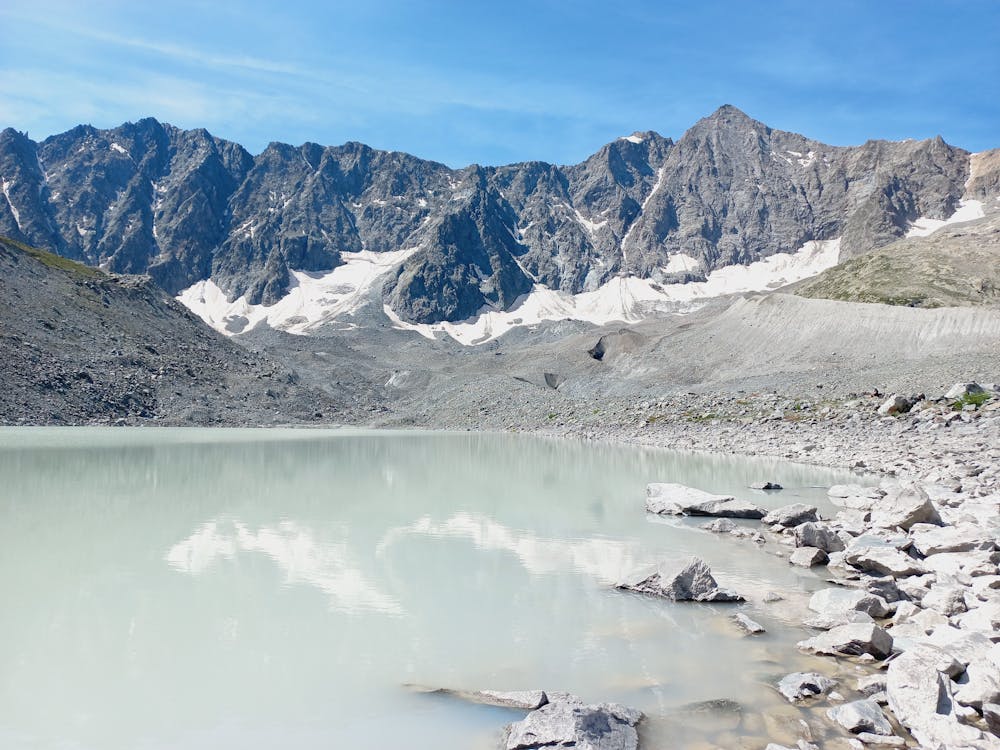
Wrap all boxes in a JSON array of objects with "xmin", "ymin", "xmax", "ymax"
[{"xmin": 0, "ymin": 108, "xmax": 983, "ymax": 326}]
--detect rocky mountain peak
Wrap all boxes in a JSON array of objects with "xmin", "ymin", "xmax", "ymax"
[{"xmin": 0, "ymin": 109, "xmax": 989, "ymax": 331}]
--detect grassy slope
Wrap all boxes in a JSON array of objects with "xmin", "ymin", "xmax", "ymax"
[
  {"xmin": 0, "ymin": 235, "xmax": 105, "ymax": 278},
  {"xmin": 796, "ymin": 213, "xmax": 1000, "ymax": 308}
]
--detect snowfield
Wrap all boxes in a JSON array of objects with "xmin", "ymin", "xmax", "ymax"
[
  {"xmin": 906, "ymin": 199, "xmax": 985, "ymax": 238},
  {"xmin": 178, "ymin": 248, "xmax": 418, "ymax": 335},
  {"xmin": 179, "ymin": 240, "xmax": 841, "ymax": 345}
]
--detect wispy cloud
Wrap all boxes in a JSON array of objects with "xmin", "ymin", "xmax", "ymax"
[{"xmin": 1, "ymin": 0, "xmax": 996, "ymax": 163}]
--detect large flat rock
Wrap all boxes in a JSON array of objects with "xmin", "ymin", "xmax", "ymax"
[
  {"xmin": 886, "ymin": 649, "xmax": 996, "ymax": 749},
  {"xmin": 798, "ymin": 622, "xmax": 893, "ymax": 659},
  {"xmin": 646, "ymin": 483, "xmax": 765, "ymax": 518}
]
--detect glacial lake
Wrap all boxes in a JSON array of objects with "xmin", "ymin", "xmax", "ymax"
[{"xmin": 0, "ymin": 428, "xmax": 870, "ymax": 749}]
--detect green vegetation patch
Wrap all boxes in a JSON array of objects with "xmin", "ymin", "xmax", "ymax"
[
  {"xmin": 0, "ymin": 235, "xmax": 104, "ymax": 279},
  {"xmin": 952, "ymin": 391, "xmax": 991, "ymax": 410}
]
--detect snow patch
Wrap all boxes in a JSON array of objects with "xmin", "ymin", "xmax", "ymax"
[
  {"xmin": 620, "ymin": 134, "xmax": 645, "ymax": 144},
  {"xmin": 177, "ymin": 247, "xmax": 418, "ymax": 336},
  {"xmin": 620, "ymin": 166, "xmax": 667, "ymax": 264},
  {"xmin": 110, "ymin": 143, "xmax": 128, "ymax": 156},
  {"xmin": 906, "ymin": 199, "xmax": 985, "ymax": 238},
  {"xmin": 385, "ymin": 239, "xmax": 841, "ymax": 345},
  {"xmin": 572, "ymin": 207, "xmax": 607, "ymax": 237},
  {"xmin": 781, "ymin": 150, "xmax": 815, "ymax": 167},
  {"xmin": 664, "ymin": 253, "xmax": 700, "ymax": 274},
  {"xmin": 1, "ymin": 179, "xmax": 21, "ymax": 230}
]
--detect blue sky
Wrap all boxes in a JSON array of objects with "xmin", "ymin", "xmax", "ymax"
[{"xmin": 1, "ymin": 0, "xmax": 997, "ymax": 167}]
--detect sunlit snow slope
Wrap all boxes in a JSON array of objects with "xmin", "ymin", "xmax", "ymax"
[{"xmin": 179, "ymin": 241, "xmax": 840, "ymax": 344}]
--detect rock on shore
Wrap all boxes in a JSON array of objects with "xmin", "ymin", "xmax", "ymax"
[
  {"xmin": 646, "ymin": 483, "xmax": 766, "ymax": 519},
  {"xmin": 502, "ymin": 695, "xmax": 642, "ymax": 750},
  {"xmin": 616, "ymin": 557, "xmax": 744, "ymax": 602}
]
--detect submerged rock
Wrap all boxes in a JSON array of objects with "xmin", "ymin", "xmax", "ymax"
[
  {"xmin": 615, "ymin": 558, "xmax": 744, "ymax": 602},
  {"xmin": 777, "ymin": 672, "xmax": 837, "ymax": 702},
  {"xmin": 732, "ymin": 613, "xmax": 765, "ymax": 634},
  {"xmin": 701, "ymin": 518, "xmax": 737, "ymax": 533},
  {"xmin": 472, "ymin": 690, "xmax": 550, "ymax": 711},
  {"xmin": 405, "ymin": 685, "xmax": 549, "ymax": 710},
  {"xmin": 503, "ymin": 697, "xmax": 642, "ymax": 750},
  {"xmin": 750, "ymin": 481, "xmax": 783, "ymax": 490}
]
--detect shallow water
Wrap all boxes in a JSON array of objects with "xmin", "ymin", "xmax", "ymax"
[{"xmin": 0, "ymin": 428, "xmax": 870, "ymax": 749}]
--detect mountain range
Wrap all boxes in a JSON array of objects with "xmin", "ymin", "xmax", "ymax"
[{"xmin": 1, "ymin": 105, "xmax": 996, "ymax": 328}]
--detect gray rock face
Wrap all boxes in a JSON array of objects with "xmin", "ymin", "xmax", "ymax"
[
  {"xmin": 954, "ymin": 662, "xmax": 1000, "ymax": 711},
  {"xmin": 869, "ymin": 483, "xmax": 942, "ymax": 530},
  {"xmin": 921, "ymin": 583, "xmax": 968, "ymax": 616},
  {"xmin": 0, "ymin": 235, "xmax": 343, "ymax": 426},
  {"xmin": 761, "ymin": 503, "xmax": 818, "ymax": 527},
  {"xmin": 0, "ymin": 106, "xmax": 978, "ymax": 325},
  {"xmin": 794, "ymin": 522, "xmax": 847, "ymax": 553},
  {"xmin": 798, "ymin": 622, "xmax": 893, "ymax": 659},
  {"xmin": 789, "ymin": 546, "xmax": 829, "ymax": 567},
  {"xmin": 886, "ymin": 648, "xmax": 995, "ymax": 749},
  {"xmin": 857, "ymin": 675, "xmax": 888, "ymax": 698},
  {"xmin": 844, "ymin": 546, "xmax": 927, "ymax": 578},
  {"xmin": 910, "ymin": 523, "xmax": 997, "ymax": 556},
  {"xmin": 862, "ymin": 576, "xmax": 907, "ymax": 603},
  {"xmin": 503, "ymin": 698, "xmax": 641, "ymax": 750},
  {"xmin": 777, "ymin": 672, "xmax": 837, "ymax": 702},
  {"xmin": 616, "ymin": 558, "xmax": 744, "ymax": 602},
  {"xmin": 382, "ymin": 183, "xmax": 533, "ymax": 322},
  {"xmin": 809, "ymin": 588, "xmax": 891, "ymax": 619},
  {"xmin": 827, "ymin": 699, "xmax": 894, "ymax": 735}
]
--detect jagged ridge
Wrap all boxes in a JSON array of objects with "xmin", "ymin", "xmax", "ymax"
[{"xmin": 0, "ymin": 107, "xmax": 976, "ymax": 324}]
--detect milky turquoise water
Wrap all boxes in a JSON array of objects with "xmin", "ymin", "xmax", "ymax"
[{"xmin": 0, "ymin": 428, "xmax": 866, "ymax": 749}]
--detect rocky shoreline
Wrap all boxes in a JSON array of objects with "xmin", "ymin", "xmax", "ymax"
[
  {"xmin": 496, "ymin": 382, "xmax": 999, "ymax": 750},
  {"xmin": 520, "ymin": 383, "xmax": 1000, "ymax": 487}
]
